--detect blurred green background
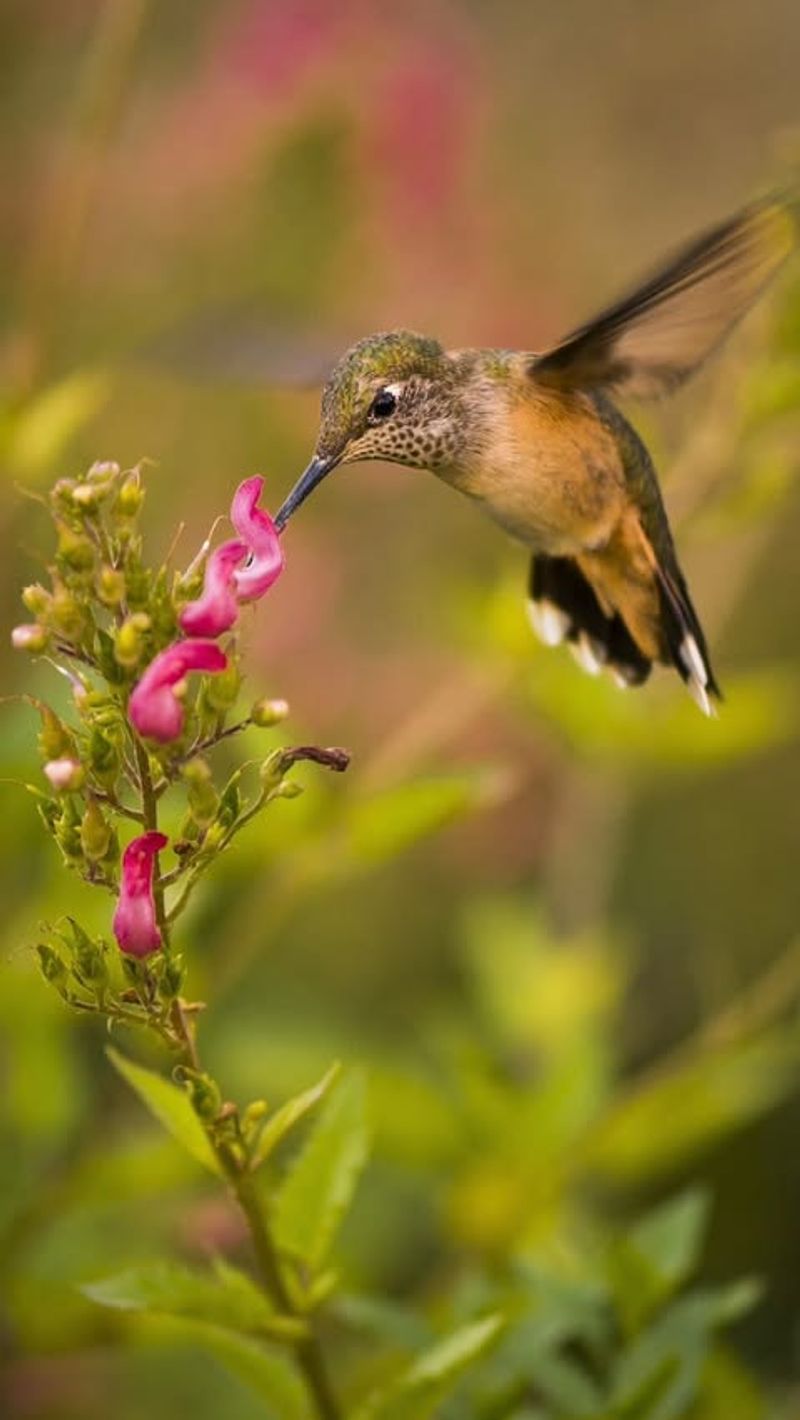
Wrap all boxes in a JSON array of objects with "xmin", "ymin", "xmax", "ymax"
[{"xmin": 2, "ymin": 2, "xmax": 800, "ymax": 1416}]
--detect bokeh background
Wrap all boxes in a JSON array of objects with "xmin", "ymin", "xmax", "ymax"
[{"xmin": 2, "ymin": 2, "xmax": 800, "ymax": 1416}]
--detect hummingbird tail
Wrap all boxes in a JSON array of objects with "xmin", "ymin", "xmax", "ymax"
[
  {"xmin": 527, "ymin": 548, "xmax": 722, "ymax": 715},
  {"xmin": 527, "ymin": 554, "xmax": 651, "ymax": 687},
  {"xmin": 647, "ymin": 551, "xmax": 722, "ymax": 717}
]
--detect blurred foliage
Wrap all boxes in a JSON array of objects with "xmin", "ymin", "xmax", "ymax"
[{"xmin": 3, "ymin": 1, "xmax": 800, "ymax": 1418}]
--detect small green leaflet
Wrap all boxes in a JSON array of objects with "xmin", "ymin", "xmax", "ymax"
[
  {"xmin": 352, "ymin": 1314, "xmax": 504, "ymax": 1420},
  {"xmin": 106, "ymin": 1046, "xmax": 222, "ymax": 1176},
  {"xmin": 273, "ymin": 1069, "xmax": 369, "ymax": 1268},
  {"xmin": 250, "ymin": 1061, "xmax": 342, "ymax": 1171}
]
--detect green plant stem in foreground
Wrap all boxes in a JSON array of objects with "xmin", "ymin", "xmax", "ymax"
[{"xmin": 134, "ymin": 738, "xmax": 343, "ymax": 1420}]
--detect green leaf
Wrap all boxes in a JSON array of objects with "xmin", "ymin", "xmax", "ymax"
[
  {"xmin": 353, "ymin": 1314, "xmax": 504, "ymax": 1420},
  {"xmin": 81, "ymin": 1259, "xmax": 303, "ymax": 1341},
  {"xmin": 587, "ymin": 1031, "xmax": 800, "ymax": 1183},
  {"xmin": 106, "ymin": 1046, "xmax": 222, "ymax": 1176},
  {"xmin": 274, "ymin": 1069, "xmax": 369, "ymax": 1268},
  {"xmin": 609, "ymin": 1189, "xmax": 711, "ymax": 1333},
  {"xmin": 250, "ymin": 1062, "xmax": 341, "ymax": 1170},
  {"xmin": 141, "ymin": 1315, "xmax": 306, "ymax": 1419},
  {"xmin": 7, "ymin": 368, "xmax": 110, "ymax": 478}
]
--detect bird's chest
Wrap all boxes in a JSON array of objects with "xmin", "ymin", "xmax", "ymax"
[{"xmin": 443, "ymin": 394, "xmax": 627, "ymax": 555}]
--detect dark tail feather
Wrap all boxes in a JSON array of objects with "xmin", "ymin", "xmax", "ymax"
[
  {"xmin": 527, "ymin": 554, "xmax": 652, "ymax": 687},
  {"xmin": 650, "ymin": 558, "xmax": 722, "ymax": 715}
]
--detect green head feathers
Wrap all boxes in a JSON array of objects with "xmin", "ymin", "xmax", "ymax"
[
  {"xmin": 315, "ymin": 330, "xmax": 462, "ymax": 469},
  {"xmin": 274, "ymin": 329, "xmax": 485, "ymax": 528}
]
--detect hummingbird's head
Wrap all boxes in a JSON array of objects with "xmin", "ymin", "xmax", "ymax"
[{"xmin": 274, "ymin": 330, "xmax": 465, "ymax": 528}]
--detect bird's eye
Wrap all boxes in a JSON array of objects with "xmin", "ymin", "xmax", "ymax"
[{"xmin": 369, "ymin": 389, "xmax": 397, "ymax": 421}]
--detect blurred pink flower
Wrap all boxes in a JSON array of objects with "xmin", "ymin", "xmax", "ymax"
[
  {"xmin": 226, "ymin": 0, "xmax": 344, "ymax": 96},
  {"xmin": 129, "ymin": 640, "xmax": 228, "ymax": 743},
  {"xmin": 11, "ymin": 624, "xmax": 46, "ymax": 651},
  {"xmin": 179, "ymin": 539, "xmax": 247, "ymax": 637},
  {"xmin": 113, "ymin": 831, "xmax": 168, "ymax": 957},
  {"xmin": 44, "ymin": 757, "xmax": 84, "ymax": 792},
  {"xmin": 230, "ymin": 476, "xmax": 285, "ymax": 602}
]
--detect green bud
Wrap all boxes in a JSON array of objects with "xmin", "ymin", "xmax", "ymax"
[
  {"xmin": 57, "ymin": 525, "xmax": 95, "ymax": 574},
  {"xmin": 49, "ymin": 588, "xmax": 84, "ymax": 640},
  {"xmin": 88, "ymin": 726, "xmax": 120, "ymax": 786},
  {"xmin": 160, "ymin": 953, "xmax": 185, "ymax": 1000},
  {"xmin": 201, "ymin": 822, "xmax": 226, "ymax": 853},
  {"xmin": 22, "ymin": 583, "xmax": 52, "ymax": 618},
  {"xmin": 216, "ymin": 779, "xmax": 240, "ymax": 830},
  {"xmin": 276, "ymin": 780, "xmax": 303, "ymax": 800},
  {"xmin": 80, "ymin": 798, "xmax": 111, "ymax": 860},
  {"xmin": 116, "ymin": 473, "xmax": 144, "ymax": 516},
  {"xmin": 37, "ymin": 706, "xmax": 72, "ymax": 761},
  {"xmin": 251, "ymin": 697, "xmax": 290, "ymax": 728},
  {"xmin": 182, "ymin": 1070, "xmax": 222, "ymax": 1122},
  {"xmin": 259, "ymin": 749, "xmax": 287, "ymax": 792},
  {"xmin": 73, "ymin": 937, "xmax": 109, "ymax": 990},
  {"xmin": 241, "ymin": 1099, "xmax": 269, "ymax": 1142},
  {"xmin": 182, "ymin": 758, "xmax": 219, "ymax": 828},
  {"xmin": 123, "ymin": 562, "xmax": 150, "ymax": 610},
  {"xmin": 56, "ymin": 797, "xmax": 84, "ymax": 861},
  {"xmin": 113, "ymin": 613, "xmax": 151, "ymax": 668},
  {"xmin": 36, "ymin": 942, "xmax": 69, "ymax": 987},
  {"xmin": 97, "ymin": 566, "xmax": 126, "ymax": 606},
  {"xmin": 204, "ymin": 661, "xmax": 241, "ymax": 712}
]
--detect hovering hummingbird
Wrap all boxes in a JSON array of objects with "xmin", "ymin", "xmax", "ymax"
[{"xmin": 274, "ymin": 196, "xmax": 796, "ymax": 714}]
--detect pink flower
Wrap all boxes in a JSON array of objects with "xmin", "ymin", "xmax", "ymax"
[
  {"xmin": 44, "ymin": 757, "xmax": 84, "ymax": 792},
  {"xmin": 179, "ymin": 539, "xmax": 247, "ymax": 637},
  {"xmin": 230, "ymin": 476, "xmax": 284, "ymax": 602},
  {"xmin": 113, "ymin": 831, "xmax": 168, "ymax": 957},
  {"xmin": 129, "ymin": 640, "xmax": 228, "ymax": 743},
  {"xmin": 11, "ymin": 624, "xmax": 47, "ymax": 651}
]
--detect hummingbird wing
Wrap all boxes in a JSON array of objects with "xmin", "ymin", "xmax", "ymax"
[{"xmin": 529, "ymin": 195, "xmax": 795, "ymax": 399}]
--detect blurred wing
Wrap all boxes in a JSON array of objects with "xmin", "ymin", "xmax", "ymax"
[
  {"xmin": 530, "ymin": 195, "xmax": 796, "ymax": 399},
  {"xmin": 137, "ymin": 310, "xmax": 338, "ymax": 388}
]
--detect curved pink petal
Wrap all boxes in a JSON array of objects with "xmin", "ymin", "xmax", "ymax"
[
  {"xmin": 179, "ymin": 538, "xmax": 247, "ymax": 637},
  {"xmin": 230, "ymin": 476, "xmax": 285, "ymax": 602},
  {"xmin": 129, "ymin": 640, "xmax": 228, "ymax": 743},
  {"xmin": 113, "ymin": 831, "xmax": 168, "ymax": 957}
]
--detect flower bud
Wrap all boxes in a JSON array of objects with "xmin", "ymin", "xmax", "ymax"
[
  {"xmin": 49, "ymin": 588, "xmax": 84, "ymax": 640},
  {"xmin": 203, "ymin": 660, "xmax": 241, "ymax": 712},
  {"xmin": 159, "ymin": 953, "xmax": 185, "ymax": 1000},
  {"xmin": 251, "ymin": 697, "xmax": 290, "ymax": 727},
  {"xmin": 57, "ymin": 525, "xmax": 95, "ymax": 575},
  {"xmin": 72, "ymin": 933, "xmax": 109, "ymax": 990},
  {"xmin": 88, "ymin": 727, "xmax": 120, "ymax": 786},
  {"xmin": 88, "ymin": 460, "xmax": 121, "ymax": 482},
  {"xmin": 112, "ymin": 832, "xmax": 167, "ymax": 957},
  {"xmin": 259, "ymin": 748, "xmax": 287, "ymax": 791},
  {"xmin": 276, "ymin": 780, "xmax": 303, "ymax": 800},
  {"xmin": 97, "ymin": 566, "xmax": 126, "ymax": 606},
  {"xmin": 44, "ymin": 757, "xmax": 85, "ymax": 793},
  {"xmin": 11, "ymin": 623, "xmax": 48, "ymax": 652},
  {"xmin": 71, "ymin": 482, "xmax": 105, "ymax": 510},
  {"xmin": 36, "ymin": 942, "xmax": 69, "ymax": 987},
  {"xmin": 116, "ymin": 473, "xmax": 144, "ymax": 516},
  {"xmin": 22, "ymin": 584, "xmax": 52, "ymax": 617},
  {"xmin": 182, "ymin": 758, "xmax": 219, "ymax": 828},
  {"xmin": 114, "ymin": 613, "xmax": 151, "ymax": 669},
  {"xmin": 216, "ymin": 779, "xmax": 240, "ymax": 830},
  {"xmin": 81, "ymin": 798, "xmax": 111, "ymax": 860},
  {"xmin": 124, "ymin": 563, "xmax": 150, "ymax": 610},
  {"xmin": 37, "ymin": 706, "xmax": 72, "ymax": 760},
  {"xmin": 181, "ymin": 1069, "xmax": 222, "ymax": 1122}
]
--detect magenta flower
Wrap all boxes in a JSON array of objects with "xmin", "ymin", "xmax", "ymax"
[
  {"xmin": 112, "ymin": 831, "xmax": 168, "ymax": 957},
  {"xmin": 179, "ymin": 539, "xmax": 247, "ymax": 637},
  {"xmin": 230, "ymin": 476, "xmax": 284, "ymax": 602},
  {"xmin": 129, "ymin": 640, "xmax": 228, "ymax": 743}
]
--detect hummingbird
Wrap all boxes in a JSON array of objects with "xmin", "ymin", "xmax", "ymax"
[{"xmin": 274, "ymin": 196, "xmax": 795, "ymax": 714}]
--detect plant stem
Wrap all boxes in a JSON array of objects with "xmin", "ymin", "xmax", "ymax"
[{"xmin": 133, "ymin": 732, "xmax": 342, "ymax": 1420}]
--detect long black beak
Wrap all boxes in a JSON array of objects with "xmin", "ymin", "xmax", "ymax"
[{"xmin": 274, "ymin": 454, "xmax": 337, "ymax": 531}]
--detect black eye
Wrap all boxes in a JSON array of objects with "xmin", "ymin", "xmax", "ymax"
[{"xmin": 369, "ymin": 389, "xmax": 397, "ymax": 421}]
